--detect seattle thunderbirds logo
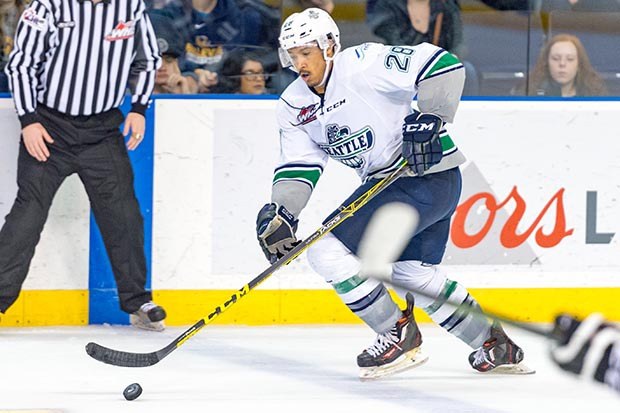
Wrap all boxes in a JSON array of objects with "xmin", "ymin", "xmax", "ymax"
[{"xmin": 319, "ymin": 124, "xmax": 375, "ymax": 168}]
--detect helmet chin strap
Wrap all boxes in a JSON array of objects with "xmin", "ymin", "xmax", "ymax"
[{"xmin": 316, "ymin": 55, "xmax": 334, "ymax": 89}]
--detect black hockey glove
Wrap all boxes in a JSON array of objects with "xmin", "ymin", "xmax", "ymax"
[
  {"xmin": 402, "ymin": 111, "xmax": 444, "ymax": 176},
  {"xmin": 256, "ymin": 203, "xmax": 300, "ymax": 263},
  {"xmin": 550, "ymin": 313, "xmax": 620, "ymax": 391}
]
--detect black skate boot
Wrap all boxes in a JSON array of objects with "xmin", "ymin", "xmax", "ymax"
[
  {"xmin": 469, "ymin": 322, "xmax": 534, "ymax": 374},
  {"xmin": 357, "ymin": 293, "xmax": 428, "ymax": 380},
  {"xmin": 130, "ymin": 301, "xmax": 167, "ymax": 332}
]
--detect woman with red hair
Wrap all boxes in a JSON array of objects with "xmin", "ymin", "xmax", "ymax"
[{"xmin": 528, "ymin": 33, "xmax": 608, "ymax": 97}]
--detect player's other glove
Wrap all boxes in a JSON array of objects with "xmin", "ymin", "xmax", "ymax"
[
  {"xmin": 256, "ymin": 203, "xmax": 300, "ymax": 263},
  {"xmin": 402, "ymin": 111, "xmax": 444, "ymax": 176},
  {"xmin": 550, "ymin": 313, "xmax": 620, "ymax": 392}
]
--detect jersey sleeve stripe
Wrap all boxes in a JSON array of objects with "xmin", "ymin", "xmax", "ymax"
[
  {"xmin": 415, "ymin": 49, "xmax": 444, "ymax": 85},
  {"xmin": 273, "ymin": 167, "xmax": 322, "ymax": 189},
  {"xmin": 439, "ymin": 132, "xmax": 456, "ymax": 152},
  {"xmin": 416, "ymin": 50, "xmax": 463, "ymax": 84},
  {"xmin": 274, "ymin": 163, "xmax": 324, "ymax": 173},
  {"xmin": 420, "ymin": 64, "xmax": 465, "ymax": 83}
]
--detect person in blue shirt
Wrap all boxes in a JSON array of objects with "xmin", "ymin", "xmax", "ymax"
[{"xmin": 155, "ymin": 0, "xmax": 277, "ymax": 92}]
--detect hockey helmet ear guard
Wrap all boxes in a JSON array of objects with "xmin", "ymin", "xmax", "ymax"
[{"xmin": 278, "ymin": 7, "xmax": 341, "ymax": 71}]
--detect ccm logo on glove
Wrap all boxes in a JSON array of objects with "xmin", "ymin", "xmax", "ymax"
[{"xmin": 404, "ymin": 121, "xmax": 439, "ymax": 133}]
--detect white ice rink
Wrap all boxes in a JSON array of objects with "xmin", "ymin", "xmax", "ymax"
[{"xmin": 0, "ymin": 324, "xmax": 618, "ymax": 413}]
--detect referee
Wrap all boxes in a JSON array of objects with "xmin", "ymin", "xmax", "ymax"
[{"xmin": 0, "ymin": 0, "xmax": 166, "ymax": 331}]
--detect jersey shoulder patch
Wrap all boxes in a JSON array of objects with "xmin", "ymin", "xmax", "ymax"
[
  {"xmin": 278, "ymin": 84, "xmax": 321, "ymax": 128},
  {"xmin": 21, "ymin": 7, "xmax": 48, "ymax": 31}
]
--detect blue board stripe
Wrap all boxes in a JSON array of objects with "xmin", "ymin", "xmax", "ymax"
[{"xmin": 88, "ymin": 98, "xmax": 155, "ymax": 325}]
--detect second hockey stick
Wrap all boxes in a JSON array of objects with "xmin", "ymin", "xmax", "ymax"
[{"xmin": 85, "ymin": 163, "xmax": 409, "ymax": 367}]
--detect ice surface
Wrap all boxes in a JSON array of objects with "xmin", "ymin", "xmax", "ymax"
[{"xmin": 0, "ymin": 324, "xmax": 618, "ymax": 413}]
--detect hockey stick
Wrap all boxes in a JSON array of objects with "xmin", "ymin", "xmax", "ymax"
[
  {"xmin": 357, "ymin": 202, "xmax": 552, "ymax": 339},
  {"xmin": 85, "ymin": 163, "xmax": 409, "ymax": 367}
]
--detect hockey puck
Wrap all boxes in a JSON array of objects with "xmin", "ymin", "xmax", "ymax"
[{"xmin": 123, "ymin": 383, "xmax": 142, "ymax": 401}]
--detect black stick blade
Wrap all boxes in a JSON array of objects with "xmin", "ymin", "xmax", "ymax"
[{"xmin": 85, "ymin": 342, "xmax": 161, "ymax": 367}]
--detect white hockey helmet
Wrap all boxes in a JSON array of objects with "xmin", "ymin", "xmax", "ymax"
[{"xmin": 278, "ymin": 8, "xmax": 341, "ymax": 70}]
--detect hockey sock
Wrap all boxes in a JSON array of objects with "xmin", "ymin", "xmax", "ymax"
[
  {"xmin": 423, "ymin": 279, "xmax": 492, "ymax": 348},
  {"xmin": 332, "ymin": 274, "xmax": 401, "ymax": 334}
]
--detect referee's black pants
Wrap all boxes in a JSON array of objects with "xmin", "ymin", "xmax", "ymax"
[{"xmin": 0, "ymin": 106, "xmax": 151, "ymax": 314}]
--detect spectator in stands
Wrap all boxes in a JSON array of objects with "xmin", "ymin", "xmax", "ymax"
[
  {"xmin": 526, "ymin": 33, "xmax": 608, "ymax": 96},
  {"xmin": 368, "ymin": 0, "xmax": 480, "ymax": 95},
  {"xmin": 212, "ymin": 49, "xmax": 268, "ymax": 94},
  {"xmin": 155, "ymin": 54, "xmax": 198, "ymax": 94},
  {"xmin": 162, "ymin": 0, "xmax": 279, "ymax": 72},
  {"xmin": 297, "ymin": 0, "xmax": 334, "ymax": 13},
  {"xmin": 368, "ymin": 0, "xmax": 464, "ymax": 57},
  {"xmin": 235, "ymin": 0, "xmax": 282, "ymax": 79},
  {"xmin": 154, "ymin": 0, "xmax": 279, "ymax": 93},
  {"xmin": 149, "ymin": 11, "xmax": 199, "ymax": 94},
  {"xmin": 0, "ymin": 0, "xmax": 29, "ymax": 92}
]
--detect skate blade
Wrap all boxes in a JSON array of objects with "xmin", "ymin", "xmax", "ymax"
[
  {"xmin": 359, "ymin": 348, "xmax": 429, "ymax": 381},
  {"xmin": 483, "ymin": 363, "xmax": 536, "ymax": 375},
  {"xmin": 129, "ymin": 315, "xmax": 166, "ymax": 332}
]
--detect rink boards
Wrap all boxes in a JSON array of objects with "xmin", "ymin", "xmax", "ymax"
[{"xmin": 0, "ymin": 97, "xmax": 618, "ymax": 326}]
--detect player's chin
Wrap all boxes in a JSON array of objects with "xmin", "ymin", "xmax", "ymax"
[{"xmin": 304, "ymin": 78, "xmax": 319, "ymax": 88}]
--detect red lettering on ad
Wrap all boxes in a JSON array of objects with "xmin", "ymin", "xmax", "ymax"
[{"xmin": 452, "ymin": 187, "xmax": 574, "ymax": 249}]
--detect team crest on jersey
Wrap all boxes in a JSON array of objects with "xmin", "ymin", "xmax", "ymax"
[
  {"xmin": 21, "ymin": 8, "xmax": 47, "ymax": 31},
  {"xmin": 105, "ymin": 21, "xmax": 135, "ymax": 41},
  {"xmin": 319, "ymin": 124, "xmax": 375, "ymax": 169},
  {"xmin": 293, "ymin": 103, "xmax": 320, "ymax": 126}
]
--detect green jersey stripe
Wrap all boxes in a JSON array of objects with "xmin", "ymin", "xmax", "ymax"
[
  {"xmin": 440, "ymin": 134, "xmax": 456, "ymax": 152},
  {"xmin": 423, "ymin": 52, "xmax": 462, "ymax": 80},
  {"xmin": 273, "ymin": 168, "xmax": 322, "ymax": 188}
]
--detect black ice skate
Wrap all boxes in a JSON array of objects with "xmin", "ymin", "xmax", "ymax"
[
  {"xmin": 130, "ymin": 301, "xmax": 167, "ymax": 332},
  {"xmin": 357, "ymin": 293, "xmax": 428, "ymax": 380},
  {"xmin": 468, "ymin": 322, "xmax": 535, "ymax": 374}
]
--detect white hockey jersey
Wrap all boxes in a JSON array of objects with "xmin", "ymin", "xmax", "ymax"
[{"xmin": 273, "ymin": 42, "xmax": 467, "ymax": 202}]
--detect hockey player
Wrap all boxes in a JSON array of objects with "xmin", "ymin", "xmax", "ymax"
[
  {"xmin": 255, "ymin": 8, "xmax": 530, "ymax": 378},
  {"xmin": 551, "ymin": 313, "xmax": 620, "ymax": 394}
]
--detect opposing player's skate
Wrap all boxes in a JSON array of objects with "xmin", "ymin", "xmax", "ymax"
[
  {"xmin": 357, "ymin": 293, "xmax": 428, "ymax": 380},
  {"xmin": 130, "ymin": 301, "xmax": 167, "ymax": 332},
  {"xmin": 469, "ymin": 323, "xmax": 535, "ymax": 374}
]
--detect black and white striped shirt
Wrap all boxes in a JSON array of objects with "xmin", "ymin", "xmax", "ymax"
[{"xmin": 5, "ymin": 0, "xmax": 161, "ymax": 128}]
